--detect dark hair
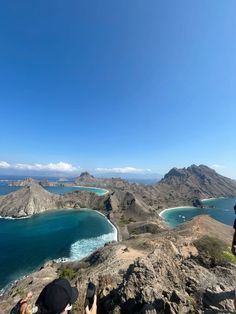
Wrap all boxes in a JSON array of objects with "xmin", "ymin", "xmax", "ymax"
[{"xmin": 234, "ymin": 204, "xmax": 236, "ymax": 210}]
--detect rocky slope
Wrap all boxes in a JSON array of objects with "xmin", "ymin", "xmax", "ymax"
[
  {"xmin": 128, "ymin": 165, "xmax": 236, "ymax": 210},
  {"xmin": 158, "ymin": 164, "xmax": 236, "ymax": 199},
  {"xmin": 1, "ymin": 216, "xmax": 235, "ymax": 313},
  {"xmin": 75, "ymin": 172, "xmax": 131, "ymax": 189},
  {"xmin": 0, "ymin": 182, "xmax": 61, "ymax": 217}
]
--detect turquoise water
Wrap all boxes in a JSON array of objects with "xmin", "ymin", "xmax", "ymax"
[
  {"xmin": 46, "ymin": 186, "xmax": 108, "ymax": 196},
  {"xmin": 0, "ymin": 184, "xmax": 108, "ymax": 196},
  {"xmin": 0, "ymin": 210, "xmax": 116, "ymax": 292},
  {"xmin": 160, "ymin": 197, "xmax": 236, "ymax": 228}
]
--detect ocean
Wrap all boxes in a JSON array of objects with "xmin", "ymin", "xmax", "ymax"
[
  {"xmin": 0, "ymin": 210, "xmax": 116, "ymax": 292},
  {"xmin": 0, "ymin": 181, "xmax": 113, "ymax": 292},
  {"xmin": 160, "ymin": 197, "xmax": 236, "ymax": 228}
]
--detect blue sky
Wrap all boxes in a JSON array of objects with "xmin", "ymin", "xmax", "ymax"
[{"xmin": 0, "ymin": 0, "xmax": 236, "ymax": 178}]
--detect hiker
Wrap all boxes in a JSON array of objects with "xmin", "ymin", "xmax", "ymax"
[
  {"xmin": 232, "ymin": 204, "xmax": 236, "ymax": 310},
  {"xmin": 36, "ymin": 278, "xmax": 78, "ymax": 314},
  {"xmin": 231, "ymin": 204, "xmax": 236, "ymax": 256},
  {"xmin": 10, "ymin": 291, "xmax": 35, "ymax": 314},
  {"xmin": 35, "ymin": 278, "xmax": 97, "ymax": 314}
]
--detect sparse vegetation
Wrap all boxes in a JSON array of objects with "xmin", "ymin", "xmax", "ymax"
[
  {"xmin": 119, "ymin": 215, "xmax": 136, "ymax": 226},
  {"xmin": 222, "ymin": 249, "xmax": 236, "ymax": 264},
  {"xmin": 58, "ymin": 266, "xmax": 79, "ymax": 281},
  {"xmin": 194, "ymin": 236, "xmax": 236, "ymax": 265}
]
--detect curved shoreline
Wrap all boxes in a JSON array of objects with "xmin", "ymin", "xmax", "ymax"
[
  {"xmin": 71, "ymin": 185, "xmax": 109, "ymax": 195},
  {"xmin": 0, "ymin": 207, "xmax": 118, "ymax": 295},
  {"xmin": 159, "ymin": 196, "xmax": 230, "ymax": 218},
  {"xmin": 159, "ymin": 206, "xmax": 196, "ymax": 218},
  {"xmin": 93, "ymin": 210, "xmax": 119, "ymax": 242}
]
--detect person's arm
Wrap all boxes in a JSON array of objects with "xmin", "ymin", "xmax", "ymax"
[
  {"xmin": 85, "ymin": 295, "xmax": 97, "ymax": 314},
  {"xmin": 232, "ymin": 229, "xmax": 236, "ymax": 255},
  {"xmin": 20, "ymin": 302, "xmax": 27, "ymax": 314}
]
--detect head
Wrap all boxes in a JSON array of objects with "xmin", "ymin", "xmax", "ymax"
[
  {"xmin": 36, "ymin": 278, "xmax": 78, "ymax": 314},
  {"xmin": 26, "ymin": 291, "xmax": 33, "ymax": 300}
]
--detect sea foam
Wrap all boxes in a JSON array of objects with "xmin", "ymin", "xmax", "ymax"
[{"xmin": 70, "ymin": 231, "xmax": 117, "ymax": 260}]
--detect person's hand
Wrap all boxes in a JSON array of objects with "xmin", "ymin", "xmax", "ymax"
[
  {"xmin": 231, "ymin": 245, "xmax": 236, "ymax": 256},
  {"xmin": 85, "ymin": 295, "xmax": 97, "ymax": 314}
]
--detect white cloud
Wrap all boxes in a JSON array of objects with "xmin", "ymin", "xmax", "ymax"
[
  {"xmin": 0, "ymin": 161, "xmax": 11, "ymax": 168},
  {"xmin": 95, "ymin": 167, "xmax": 152, "ymax": 174},
  {"xmin": 0, "ymin": 161, "xmax": 80, "ymax": 173}
]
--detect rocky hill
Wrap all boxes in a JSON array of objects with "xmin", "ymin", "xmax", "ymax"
[
  {"xmin": 75, "ymin": 172, "xmax": 97, "ymax": 184},
  {"xmin": 0, "ymin": 182, "xmax": 61, "ymax": 217},
  {"xmin": 1, "ymin": 216, "xmax": 236, "ymax": 313},
  {"xmin": 75, "ymin": 172, "xmax": 131, "ymax": 189},
  {"xmin": 128, "ymin": 165, "xmax": 236, "ymax": 210},
  {"xmin": 159, "ymin": 164, "xmax": 236, "ymax": 198},
  {"xmin": 1, "ymin": 165, "xmax": 236, "ymax": 235}
]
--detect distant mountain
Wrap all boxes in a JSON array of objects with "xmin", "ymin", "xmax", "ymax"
[
  {"xmin": 75, "ymin": 172, "xmax": 97, "ymax": 184},
  {"xmin": 95, "ymin": 172, "xmax": 163, "ymax": 181},
  {"xmin": 157, "ymin": 164, "xmax": 236, "ymax": 201}
]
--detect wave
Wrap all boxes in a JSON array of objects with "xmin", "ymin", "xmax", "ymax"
[
  {"xmin": 69, "ymin": 232, "xmax": 117, "ymax": 261},
  {"xmin": 0, "ymin": 215, "xmax": 30, "ymax": 220}
]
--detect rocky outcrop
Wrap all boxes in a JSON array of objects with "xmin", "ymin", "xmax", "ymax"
[
  {"xmin": 0, "ymin": 182, "xmax": 61, "ymax": 217},
  {"xmin": 9, "ymin": 178, "xmax": 58, "ymax": 187},
  {"xmin": 127, "ymin": 165, "xmax": 236, "ymax": 211},
  {"xmin": 158, "ymin": 164, "xmax": 236, "ymax": 200},
  {"xmin": 75, "ymin": 172, "xmax": 97, "ymax": 184},
  {"xmin": 75, "ymin": 172, "xmax": 131, "ymax": 189}
]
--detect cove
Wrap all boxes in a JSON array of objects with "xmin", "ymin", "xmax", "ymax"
[
  {"xmin": 160, "ymin": 197, "xmax": 236, "ymax": 228},
  {"xmin": 0, "ymin": 209, "xmax": 116, "ymax": 292}
]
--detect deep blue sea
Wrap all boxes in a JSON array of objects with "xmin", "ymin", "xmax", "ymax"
[
  {"xmin": 160, "ymin": 197, "xmax": 236, "ymax": 228},
  {"xmin": 0, "ymin": 210, "xmax": 116, "ymax": 292},
  {"xmin": 0, "ymin": 181, "xmax": 113, "ymax": 292}
]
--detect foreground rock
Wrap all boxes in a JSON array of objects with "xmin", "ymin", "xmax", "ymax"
[{"xmin": 1, "ymin": 216, "xmax": 235, "ymax": 313}]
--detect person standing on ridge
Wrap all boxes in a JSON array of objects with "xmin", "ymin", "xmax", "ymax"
[
  {"xmin": 231, "ymin": 204, "xmax": 236, "ymax": 310},
  {"xmin": 232, "ymin": 204, "xmax": 236, "ymax": 256}
]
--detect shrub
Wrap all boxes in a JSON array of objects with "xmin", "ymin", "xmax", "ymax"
[
  {"xmin": 58, "ymin": 266, "xmax": 79, "ymax": 281},
  {"xmin": 194, "ymin": 236, "xmax": 234, "ymax": 266},
  {"xmin": 222, "ymin": 249, "xmax": 236, "ymax": 264}
]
